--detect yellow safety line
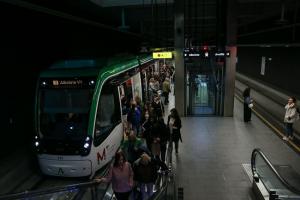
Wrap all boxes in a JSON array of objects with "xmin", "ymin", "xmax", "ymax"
[{"xmin": 235, "ymin": 95, "xmax": 300, "ymax": 153}]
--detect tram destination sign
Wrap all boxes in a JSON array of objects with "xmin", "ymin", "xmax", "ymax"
[{"xmin": 40, "ymin": 77, "xmax": 96, "ymax": 89}]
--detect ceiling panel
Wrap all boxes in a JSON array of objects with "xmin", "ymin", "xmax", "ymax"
[{"xmin": 91, "ymin": 0, "xmax": 174, "ymax": 7}]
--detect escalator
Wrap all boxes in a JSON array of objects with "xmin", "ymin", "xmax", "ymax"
[
  {"xmin": 251, "ymin": 149, "xmax": 300, "ymax": 200},
  {"xmin": 0, "ymin": 142, "xmax": 176, "ymax": 200}
]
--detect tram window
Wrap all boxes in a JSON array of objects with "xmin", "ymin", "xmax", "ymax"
[
  {"xmin": 39, "ymin": 89, "xmax": 92, "ymax": 140},
  {"xmin": 94, "ymin": 85, "xmax": 121, "ymax": 146}
]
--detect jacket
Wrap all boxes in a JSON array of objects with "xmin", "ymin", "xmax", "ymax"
[{"xmin": 284, "ymin": 104, "xmax": 298, "ymax": 123}]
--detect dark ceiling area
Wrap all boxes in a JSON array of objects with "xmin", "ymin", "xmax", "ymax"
[
  {"xmin": 1, "ymin": 0, "xmax": 300, "ymax": 48},
  {"xmin": 0, "ymin": 0, "xmax": 299, "ymax": 156}
]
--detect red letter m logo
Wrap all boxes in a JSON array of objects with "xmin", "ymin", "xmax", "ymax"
[{"xmin": 97, "ymin": 148, "xmax": 106, "ymax": 165}]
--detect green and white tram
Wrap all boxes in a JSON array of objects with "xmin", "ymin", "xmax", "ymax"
[{"xmin": 34, "ymin": 55, "xmax": 153, "ymax": 178}]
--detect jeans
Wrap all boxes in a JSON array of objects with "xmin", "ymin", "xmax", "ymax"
[
  {"xmin": 285, "ymin": 123, "xmax": 293, "ymax": 137},
  {"xmin": 140, "ymin": 183, "xmax": 154, "ymax": 200}
]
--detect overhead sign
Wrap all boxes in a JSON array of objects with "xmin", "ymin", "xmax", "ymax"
[
  {"xmin": 152, "ymin": 52, "xmax": 173, "ymax": 59},
  {"xmin": 214, "ymin": 51, "xmax": 230, "ymax": 57},
  {"xmin": 185, "ymin": 53, "xmax": 200, "ymax": 57},
  {"xmin": 40, "ymin": 78, "xmax": 96, "ymax": 89}
]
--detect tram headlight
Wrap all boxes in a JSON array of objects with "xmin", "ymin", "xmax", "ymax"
[
  {"xmin": 83, "ymin": 143, "xmax": 89, "ymax": 149},
  {"xmin": 81, "ymin": 136, "xmax": 92, "ymax": 156},
  {"xmin": 33, "ymin": 135, "xmax": 42, "ymax": 153}
]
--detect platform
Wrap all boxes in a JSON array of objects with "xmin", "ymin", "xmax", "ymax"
[{"xmin": 172, "ymin": 98, "xmax": 300, "ymax": 200}]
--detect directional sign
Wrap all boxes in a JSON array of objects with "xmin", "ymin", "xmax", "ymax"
[
  {"xmin": 214, "ymin": 51, "xmax": 230, "ymax": 57},
  {"xmin": 152, "ymin": 52, "xmax": 172, "ymax": 59}
]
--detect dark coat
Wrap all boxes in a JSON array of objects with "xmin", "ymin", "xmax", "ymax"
[
  {"xmin": 167, "ymin": 116, "xmax": 182, "ymax": 143},
  {"xmin": 133, "ymin": 159, "xmax": 158, "ymax": 183}
]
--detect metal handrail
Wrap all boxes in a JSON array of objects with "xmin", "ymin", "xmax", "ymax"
[
  {"xmin": 0, "ymin": 161, "xmax": 112, "ymax": 200},
  {"xmin": 251, "ymin": 148, "xmax": 300, "ymax": 195},
  {"xmin": 149, "ymin": 140, "xmax": 175, "ymax": 200},
  {"xmin": 0, "ymin": 141, "xmax": 174, "ymax": 200},
  {"xmin": 0, "ymin": 180, "xmax": 104, "ymax": 200}
]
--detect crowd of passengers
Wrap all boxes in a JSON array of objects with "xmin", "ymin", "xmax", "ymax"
[{"xmin": 96, "ymin": 64, "xmax": 182, "ymax": 200}]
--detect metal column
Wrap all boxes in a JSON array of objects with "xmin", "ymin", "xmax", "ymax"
[
  {"xmin": 174, "ymin": 0, "xmax": 185, "ymax": 116},
  {"xmin": 223, "ymin": 0, "xmax": 237, "ymax": 116}
]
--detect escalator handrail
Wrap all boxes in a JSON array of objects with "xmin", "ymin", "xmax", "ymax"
[
  {"xmin": 0, "ymin": 180, "xmax": 103, "ymax": 200},
  {"xmin": 149, "ymin": 173, "xmax": 169, "ymax": 200},
  {"xmin": 149, "ymin": 141, "xmax": 174, "ymax": 200},
  {"xmin": 251, "ymin": 148, "xmax": 300, "ymax": 195},
  {"xmin": 0, "ymin": 161, "xmax": 112, "ymax": 200}
]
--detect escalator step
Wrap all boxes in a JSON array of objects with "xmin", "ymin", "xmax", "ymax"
[{"xmin": 178, "ymin": 187, "xmax": 184, "ymax": 199}]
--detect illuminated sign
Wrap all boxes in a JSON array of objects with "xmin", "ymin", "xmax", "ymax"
[
  {"xmin": 152, "ymin": 52, "xmax": 173, "ymax": 59},
  {"xmin": 40, "ymin": 77, "xmax": 96, "ymax": 89},
  {"xmin": 214, "ymin": 51, "xmax": 230, "ymax": 57},
  {"xmin": 185, "ymin": 53, "xmax": 200, "ymax": 57},
  {"xmin": 52, "ymin": 80, "xmax": 83, "ymax": 86}
]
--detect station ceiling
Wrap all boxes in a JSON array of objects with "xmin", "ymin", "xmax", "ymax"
[{"xmin": 2, "ymin": 0, "xmax": 299, "ymax": 47}]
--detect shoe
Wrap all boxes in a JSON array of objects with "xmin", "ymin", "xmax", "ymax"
[
  {"xmin": 289, "ymin": 136, "xmax": 294, "ymax": 140},
  {"xmin": 283, "ymin": 136, "xmax": 288, "ymax": 141}
]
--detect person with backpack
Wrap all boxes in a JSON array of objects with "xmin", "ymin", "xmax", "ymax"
[
  {"xmin": 283, "ymin": 97, "xmax": 298, "ymax": 141},
  {"xmin": 132, "ymin": 152, "xmax": 168, "ymax": 200},
  {"xmin": 127, "ymin": 101, "xmax": 141, "ymax": 135}
]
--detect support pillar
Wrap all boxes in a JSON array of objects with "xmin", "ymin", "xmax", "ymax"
[
  {"xmin": 223, "ymin": 0, "xmax": 237, "ymax": 116},
  {"xmin": 174, "ymin": 0, "xmax": 185, "ymax": 116}
]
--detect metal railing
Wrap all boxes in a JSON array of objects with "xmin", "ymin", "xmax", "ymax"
[
  {"xmin": 150, "ymin": 140, "xmax": 176, "ymax": 200},
  {"xmin": 0, "ymin": 163, "xmax": 112, "ymax": 200},
  {"xmin": 0, "ymin": 140, "xmax": 176, "ymax": 200},
  {"xmin": 251, "ymin": 148, "xmax": 300, "ymax": 199}
]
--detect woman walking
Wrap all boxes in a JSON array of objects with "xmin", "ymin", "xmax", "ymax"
[
  {"xmin": 167, "ymin": 108, "xmax": 182, "ymax": 154},
  {"xmin": 95, "ymin": 151, "xmax": 134, "ymax": 200}
]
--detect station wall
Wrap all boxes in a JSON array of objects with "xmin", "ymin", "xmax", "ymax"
[{"xmin": 236, "ymin": 46, "xmax": 300, "ymax": 98}]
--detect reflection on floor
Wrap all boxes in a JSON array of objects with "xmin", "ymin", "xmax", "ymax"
[
  {"xmin": 192, "ymin": 78, "xmax": 214, "ymax": 115},
  {"xmin": 192, "ymin": 106, "xmax": 214, "ymax": 115}
]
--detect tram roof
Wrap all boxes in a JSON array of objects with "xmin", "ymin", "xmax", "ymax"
[{"xmin": 39, "ymin": 54, "xmax": 152, "ymax": 78}]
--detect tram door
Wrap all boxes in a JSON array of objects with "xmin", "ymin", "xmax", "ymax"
[{"xmin": 186, "ymin": 62, "xmax": 224, "ymax": 116}]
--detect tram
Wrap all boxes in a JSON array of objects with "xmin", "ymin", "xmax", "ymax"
[{"xmin": 33, "ymin": 55, "xmax": 153, "ymax": 178}]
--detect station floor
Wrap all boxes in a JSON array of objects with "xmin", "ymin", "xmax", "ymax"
[{"xmin": 166, "ymin": 95, "xmax": 300, "ymax": 200}]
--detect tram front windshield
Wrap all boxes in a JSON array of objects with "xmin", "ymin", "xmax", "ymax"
[{"xmin": 39, "ymin": 89, "xmax": 93, "ymax": 141}]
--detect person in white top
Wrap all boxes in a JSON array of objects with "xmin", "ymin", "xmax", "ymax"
[{"xmin": 283, "ymin": 97, "xmax": 298, "ymax": 141}]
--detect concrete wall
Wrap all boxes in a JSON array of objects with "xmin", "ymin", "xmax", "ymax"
[{"xmin": 236, "ymin": 46, "xmax": 300, "ymax": 97}]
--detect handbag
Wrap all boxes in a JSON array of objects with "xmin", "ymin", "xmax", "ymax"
[{"xmin": 248, "ymin": 103, "xmax": 253, "ymax": 108}]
